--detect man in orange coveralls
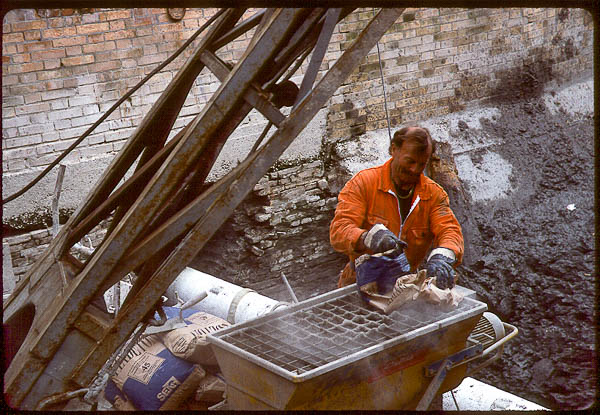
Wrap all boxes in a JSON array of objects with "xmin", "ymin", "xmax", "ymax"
[{"xmin": 330, "ymin": 126, "xmax": 464, "ymax": 289}]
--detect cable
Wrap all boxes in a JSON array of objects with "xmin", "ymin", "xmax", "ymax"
[
  {"xmin": 374, "ymin": 8, "xmax": 392, "ymax": 142},
  {"xmin": 2, "ymin": 8, "xmax": 227, "ymax": 205}
]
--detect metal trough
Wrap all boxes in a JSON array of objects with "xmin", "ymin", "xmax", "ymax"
[{"xmin": 208, "ymin": 284, "xmax": 488, "ymax": 410}]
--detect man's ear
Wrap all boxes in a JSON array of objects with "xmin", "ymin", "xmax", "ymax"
[{"xmin": 389, "ymin": 142, "xmax": 396, "ymax": 156}]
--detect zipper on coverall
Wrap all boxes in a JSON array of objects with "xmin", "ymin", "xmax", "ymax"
[{"xmin": 387, "ymin": 190, "xmax": 420, "ymax": 238}]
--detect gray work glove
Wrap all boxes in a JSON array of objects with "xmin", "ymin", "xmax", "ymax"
[
  {"xmin": 363, "ymin": 224, "xmax": 406, "ymax": 254},
  {"xmin": 426, "ymin": 248, "xmax": 456, "ymax": 289}
]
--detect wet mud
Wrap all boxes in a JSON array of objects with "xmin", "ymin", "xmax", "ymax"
[{"xmin": 457, "ymin": 98, "xmax": 595, "ymax": 410}]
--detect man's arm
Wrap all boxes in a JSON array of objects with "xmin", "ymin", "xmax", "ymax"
[
  {"xmin": 329, "ymin": 177, "xmax": 369, "ymax": 257},
  {"xmin": 428, "ymin": 189, "xmax": 464, "ymax": 266},
  {"xmin": 425, "ymin": 188, "xmax": 464, "ymax": 289}
]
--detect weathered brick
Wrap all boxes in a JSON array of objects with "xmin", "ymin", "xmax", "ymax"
[
  {"xmin": 43, "ymin": 60, "xmax": 61, "ymax": 70},
  {"xmin": 52, "ymin": 36, "xmax": 87, "ymax": 47},
  {"xmin": 82, "ymin": 41, "xmax": 116, "ymax": 54},
  {"xmin": 41, "ymin": 88, "xmax": 74, "ymax": 101},
  {"xmin": 11, "ymin": 20, "xmax": 47, "ymax": 32},
  {"xmin": 31, "ymin": 49, "xmax": 66, "ymax": 61},
  {"xmin": 61, "ymin": 55, "xmax": 95, "ymax": 67},
  {"xmin": 66, "ymin": 45, "xmax": 83, "ymax": 56},
  {"xmin": 105, "ymin": 9, "xmax": 132, "ymax": 20},
  {"xmin": 48, "ymin": 106, "xmax": 83, "ymax": 121},
  {"xmin": 23, "ymin": 30, "xmax": 42, "ymax": 41},
  {"xmin": 7, "ymin": 61, "xmax": 44, "ymax": 74},
  {"xmin": 3, "ymin": 44, "xmax": 18, "ymax": 56},
  {"xmin": 76, "ymin": 22, "xmax": 109, "ymax": 34},
  {"xmin": 42, "ymin": 26, "xmax": 77, "ymax": 38},
  {"xmin": 104, "ymin": 29, "xmax": 135, "ymax": 41}
]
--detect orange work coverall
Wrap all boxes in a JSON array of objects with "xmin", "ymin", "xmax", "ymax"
[{"xmin": 330, "ymin": 158, "xmax": 464, "ymax": 287}]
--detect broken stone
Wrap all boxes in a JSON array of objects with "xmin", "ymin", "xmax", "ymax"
[
  {"xmin": 195, "ymin": 374, "xmax": 226, "ymax": 403},
  {"xmin": 254, "ymin": 213, "xmax": 271, "ymax": 223},
  {"xmin": 317, "ymin": 178, "xmax": 329, "ymax": 190}
]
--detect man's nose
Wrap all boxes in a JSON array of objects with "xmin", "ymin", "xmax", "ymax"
[{"xmin": 410, "ymin": 164, "xmax": 421, "ymax": 174}]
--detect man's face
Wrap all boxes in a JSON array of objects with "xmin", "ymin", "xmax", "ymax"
[{"xmin": 390, "ymin": 139, "xmax": 432, "ymax": 190}]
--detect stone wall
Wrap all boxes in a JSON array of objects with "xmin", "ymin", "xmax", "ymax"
[
  {"xmin": 2, "ymin": 7, "xmax": 593, "ymax": 288},
  {"xmin": 190, "ymin": 159, "xmax": 344, "ymax": 300}
]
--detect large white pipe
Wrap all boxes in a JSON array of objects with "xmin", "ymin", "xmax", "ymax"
[{"xmin": 165, "ymin": 267, "xmax": 288, "ymax": 324}]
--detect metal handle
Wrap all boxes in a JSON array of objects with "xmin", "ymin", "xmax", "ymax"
[
  {"xmin": 481, "ymin": 322, "xmax": 518, "ymax": 358},
  {"xmin": 179, "ymin": 290, "xmax": 208, "ymax": 320},
  {"xmin": 467, "ymin": 322, "xmax": 518, "ymax": 376}
]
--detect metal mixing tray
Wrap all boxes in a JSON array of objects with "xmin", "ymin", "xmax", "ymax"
[{"xmin": 208, "ymin": 284, "xmax": 487, "ymax": 382}]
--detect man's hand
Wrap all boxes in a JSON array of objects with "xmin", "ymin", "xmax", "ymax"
[
  {"xmin": 426, "ymin": 250, "xmax": 456, "ymax": 289},
  {"xmin": 363, "ymin": 224, "xmax": 406, "ymax": 254}
]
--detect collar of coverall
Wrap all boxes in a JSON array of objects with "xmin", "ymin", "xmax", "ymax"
[{"xmin": 378, "ymin": 158, "xmax": 433, "ymax": 201}]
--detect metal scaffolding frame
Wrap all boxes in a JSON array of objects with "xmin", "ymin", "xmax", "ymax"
[{"xmin": 3, "ymin": 7, "xmax": 404, "ymax": 409}]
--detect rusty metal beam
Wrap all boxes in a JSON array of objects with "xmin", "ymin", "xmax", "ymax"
[
  {"xmin": 65, "ymin": 124, "xmax": 189, "ymax": 249},
  {"xmin": 294, "ymin": 8, "xmax": 342, "ymax": 108},
  {"xmin": 2, "ymin": 10, "xmax": 233, "ymax": 312},
  {"xmin": 200, "ymin": 51, "xmax": 285, "ymax": 126},
  {"xmin": 103, "ymin": 9, "xmax": 246, "ymax": 238},
  {"xmin": 71, "ymin": 9, "xmax": 234, "ymax": 227},
  {"xmin": 4, "ymin": 9, "xmax": 314, "ymax": 408},
  {"xmin": 74, "ymin": 9, "xmax": 405, "ymax": 388},
  {"xmin": 4, "ymin": 8, "xmax": 406, "ymax": 409},
  {"xmin": 68, "ymin": 8, "xmax": 319, "ymax": 388},
  {"xmin": 211, "ymin": 8, "xmax": 266, "ymax": 50}
]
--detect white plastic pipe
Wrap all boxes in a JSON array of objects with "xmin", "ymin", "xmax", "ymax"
[{"xmin": 165, "ymin": 267, "xmax": 288, "ymax": 324}]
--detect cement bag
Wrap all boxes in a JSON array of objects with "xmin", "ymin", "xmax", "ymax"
[
  {"xmin": 157, "ymin": 307, "xmax": 230, "ymax": 366},
  {"xmin": 103, "ymin": 378, "xmax": 136, "ymax": 411},
  {"xmin": 358, "ymin": 269, "xmax": 463, "ymax": 314},
  {"xmin": 112, "ymin": 335, "xmax": 205, "ymax": 410},
  {"xmin": 420, "ymin": 276, "xmax": 464, "ymax": 308}
]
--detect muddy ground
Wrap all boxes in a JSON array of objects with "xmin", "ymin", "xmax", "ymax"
[
  {"xmin": 456, "ymin": 98, "xmax": 596, "ymax": 410},
  {"xmin": 193, "ymin": 89, "xmax": 595, "ymax": 410}
]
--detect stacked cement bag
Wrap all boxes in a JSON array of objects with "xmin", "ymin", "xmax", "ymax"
[
  {"xmin": 156, "ymin": 307, "xmax": 230, "ymax": 366},
  {"xmin": 103, "ymin": 307, "xmax": 229, "ymax": 410}
]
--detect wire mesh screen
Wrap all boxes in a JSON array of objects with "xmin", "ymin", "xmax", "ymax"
[{"xmin": 216, "ymin": 290, "xmax": 483, "ymax": 375}]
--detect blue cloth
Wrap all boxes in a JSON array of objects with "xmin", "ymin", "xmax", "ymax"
[
  {"xmin": 155, "ymin": 306, "xmax": 198, "ymax": 323},
  {"xmin": 356, "ymin": 251, "xmax": 410, "ymax": 294}
]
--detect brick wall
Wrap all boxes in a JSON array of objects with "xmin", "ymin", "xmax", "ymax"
[
  {"xmin": 2, "ymin": 7, "xmax": 593, "ymax": 287},
  {"xmin": 2, "ymin": 8, "xmax": 247, "ymax": 177}
]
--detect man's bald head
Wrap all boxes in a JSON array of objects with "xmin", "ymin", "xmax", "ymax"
[{"xmin": 389, "ymin": 126, "xmax": 435, "ymax": 156}]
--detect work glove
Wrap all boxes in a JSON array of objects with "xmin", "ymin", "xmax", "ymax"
[
  {"xmin": 426, "ymin": 248, "xmax": 456, "ymax": 290},
  {"xmin": 363, "ymin": 224, "xmax": 407, "ymax": 255}
]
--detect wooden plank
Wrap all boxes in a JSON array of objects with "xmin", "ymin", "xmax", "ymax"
[
  {"xmin": 68, "ymin": 9, "xmax": 234, "ymax": 227},
  {"xmin": 71, "ymin": 7, "xmax": 405, "ymax": 388},
  {"xmin": 11, "ymin": 11, "xmax": 307, "ymax": 402},
  {"xmin": 200, "ymin": 50, "xmax": 285, "ymax": 126}
]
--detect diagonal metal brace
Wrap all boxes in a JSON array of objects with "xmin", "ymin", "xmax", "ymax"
[
  {"xmin": 425, "ymin": 343, "xmax": 482, "ymax": 377},
  {"xmin": 416, "ymin": 344, "xmax": 483, "ymax": 410}
]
